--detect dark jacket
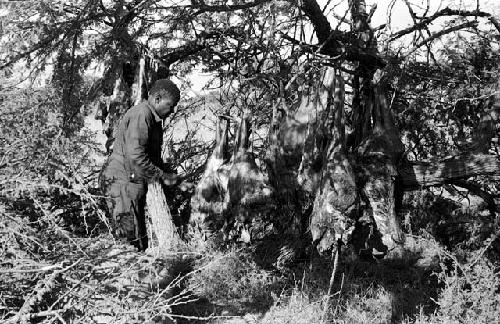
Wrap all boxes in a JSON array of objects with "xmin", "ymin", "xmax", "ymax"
[{"xmin": 103, "ymin": 101, "xmax": 165, "ymax": 185}]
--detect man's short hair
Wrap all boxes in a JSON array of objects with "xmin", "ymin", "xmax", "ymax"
[{"xmin": 149, "ymin": 79, "xmax": 180, "ymax": 103}]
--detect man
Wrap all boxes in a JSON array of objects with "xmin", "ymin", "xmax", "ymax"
[{"xmin": 100, "ymin": 79, "xmax": 184, "ymax": 251}]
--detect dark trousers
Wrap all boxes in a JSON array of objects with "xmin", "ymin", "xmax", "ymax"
[{"xmin": 101, "ymin": 173, "xmax": 148, "ymax": 251}]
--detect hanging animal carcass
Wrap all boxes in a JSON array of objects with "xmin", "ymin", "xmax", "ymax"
[
  {"xmin": 223, "ymin": 110, "xmax": 275, "ymax": 243},
  {"xmin": 189, "ymin": 115, "xmax": 232, "ymax": 243}
]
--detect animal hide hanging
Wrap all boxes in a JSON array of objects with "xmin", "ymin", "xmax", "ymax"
[
  {"xmin": 189, "ymin": 116, "xmax": 231, "ymax": 243},
  {"xmin": 224, "ymin": 110, "xmax": 275, "ymax": 243},
  {"xmin": 357, "ymin": 86, "xmax": 405, "ymax": 252},
  {"xmin": 307, "ymin": 72, "xmax": 358, "ymax": 254}
]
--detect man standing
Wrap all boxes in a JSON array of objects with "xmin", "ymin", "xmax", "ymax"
[{"xmin": 100, "ymin": 79, "xmax": 183, "ymax": 251}]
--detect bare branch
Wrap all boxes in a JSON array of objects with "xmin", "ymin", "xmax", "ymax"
[
  {"xmin": 154, "ymin": 0, "xmax": 271, "ymax": 15},
  {"xmin": 410, "ymin": 21, "xmax": 478, "ymax": 52},
  {"xmin": 489, "ymin": 16, "xmax": 500, "ymax": 34},
  {"xmin": 192, "ymin": 0, "xmax": 271, "ymax": 15},
  {"xmin": 288, "ymin": 0, "xmax": 333, "ymax": 44},
  {"xmin": 0, "ymin": 33, "xmax": 63, "ymax": 70},
  {"xmin": 449, "ymin": 179, "xmax": 499, "ymax": 213},
  {"xmin": 160, "ymin": 30, "xmax": 234, "ymax": 66},
  {"xmin": 390, "ymin": 7, "xmax": 498, "ymax": 41}
]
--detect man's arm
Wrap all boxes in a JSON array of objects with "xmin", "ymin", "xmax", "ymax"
[{"xmin": 124, "ymin": 111, "xmax": 166, "ymax": 182}]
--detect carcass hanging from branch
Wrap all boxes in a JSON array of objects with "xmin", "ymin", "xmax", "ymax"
[
  {"xmin": 264, "ymin": 69, "xmax": 338, "ymax": 239},
  {"xmin": 297, "ymin": 68, "xmax": 342, "ymax": 194},
  {"xmin": 94, "ymin": 63, "xmax": 132, "ymax": 154},
  {"xmin": 264, "ymin": 66, "xmax": 405, "ymax": 258},
  {"xmin": 189, "ymin": 109, "xmax": 275, "ymax": 245},
  {"xmin": 224, "ymin": 109, "xmax": 275, "ymax": 243},
  {"xmin": 189, "ymin": 115, "xmax": 232, "ymax": 243},
  {"xmin": 307, "ymin": 71, "xmax": 358, "ymax": 255},
  {"xmin": 265, "ymin": 67, "xmax": 357, "ymax": 247},
  {"xmin": 356, "ymin": 84, "xmax": 406, "ymax": 254}
]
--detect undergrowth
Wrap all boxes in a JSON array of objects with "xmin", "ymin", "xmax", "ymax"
[
  {"xmin": 0, "ymin": 206, "xmax": 199, "ymax": 323},
  {"xmin": 2, "ymin": 189, "xmax": 499, "ymax": 324}
]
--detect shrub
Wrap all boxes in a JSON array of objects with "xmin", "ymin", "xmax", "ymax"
[
  {"xmin": 415, "ymin": 259, "xmax": 500, "ymax": 324},
  {"xmin": 0, "ymin": 87, "xmax": 107, "ymax": 234}
]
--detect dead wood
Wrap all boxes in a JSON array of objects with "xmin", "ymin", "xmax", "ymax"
[{"xmin": 400, "ymin": 154, "xmax": 500, "ymax": 190}]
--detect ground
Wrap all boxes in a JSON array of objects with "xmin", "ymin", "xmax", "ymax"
[{"xmin": 2, "ymin": 195, "xmax": 498, "ymax": 324}]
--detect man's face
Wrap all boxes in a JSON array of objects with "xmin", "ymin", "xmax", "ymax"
[{"xmin": 154, "ymin": 95, "xmax": 178, "ymax": 119}]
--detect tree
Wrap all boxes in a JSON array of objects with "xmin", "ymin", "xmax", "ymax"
[{"xmin": 2, "ymin": 0, "xmax": 499, "ymax": 258}]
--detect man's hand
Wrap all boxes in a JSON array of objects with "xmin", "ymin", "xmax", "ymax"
[
  {"xmin": 161, "ymin": 174, "xmax": 194, "ymax": 191},
  {"xmin": 161, "ymin": 173, "xmax": 180, "ymax": 186}
]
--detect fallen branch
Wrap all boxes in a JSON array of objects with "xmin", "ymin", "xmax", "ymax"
[
  {"xmin": 400, "ymin": 154, "xmax": 500, "ymax": 190},
  {"xmin": 22, "ymin": 309, "xmax": 67, "ymax": 324},
  {"xmin": 4, "ymin": 259, "xmax": 80, "ymax": 324}
]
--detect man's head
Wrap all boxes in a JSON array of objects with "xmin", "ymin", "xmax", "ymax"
[{"xmin": 148, "ymin": 79, "xmax": 180, "ymax": 119}]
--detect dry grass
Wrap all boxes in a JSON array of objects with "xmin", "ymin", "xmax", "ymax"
[{"xmin": 177, "ymin": 227, "xmax": 498, "ymax": 324}]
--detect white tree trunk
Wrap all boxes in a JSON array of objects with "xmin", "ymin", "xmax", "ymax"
[{"xmin": 146, "ymin": 182, "xmax": 183, "ymax": 253}]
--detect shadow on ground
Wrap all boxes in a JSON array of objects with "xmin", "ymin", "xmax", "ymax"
[{"xmin": 166, "ymin": 234, "xmax": 444, "ymax": 324}]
